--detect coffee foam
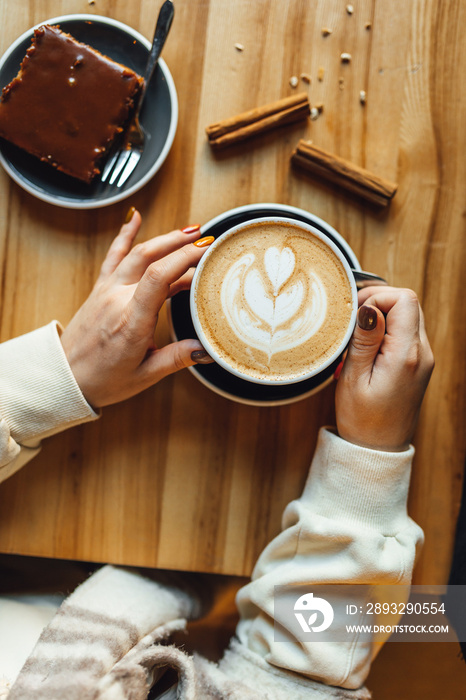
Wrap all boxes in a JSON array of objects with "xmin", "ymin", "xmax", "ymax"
[{"xmin": 194, "ymin": 221, "xmax": 354, "ymax": 382}]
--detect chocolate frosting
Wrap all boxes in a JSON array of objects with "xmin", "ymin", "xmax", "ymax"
[{"xmin": 0, "ymin": 25, "xmax": 143, "ymax": 182}]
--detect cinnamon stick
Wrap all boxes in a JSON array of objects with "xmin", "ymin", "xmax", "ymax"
[
  {"xmin": 206, "ymin": 94, "xmax": 310, "ymax": 150},
  {"xmin": 291, "ymin": 140, "xmax": 398, "ymax": 206}
]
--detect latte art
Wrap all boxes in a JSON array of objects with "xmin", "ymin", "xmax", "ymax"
[
  {"xmin": 221, "ymin": 247, "xmax": 327, "ymax": 360},
  {"xmin": 193, "ymin": 220, "xmax": 355, "ymax": 383}
]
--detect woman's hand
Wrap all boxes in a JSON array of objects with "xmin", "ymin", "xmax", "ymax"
[
  {"xmin": 335, "ymin": 286, "xmax": 434, "ymax": 451},
  {"xmin": 60, "ymin": 210, "xmax": 213, "ymax": 408}
]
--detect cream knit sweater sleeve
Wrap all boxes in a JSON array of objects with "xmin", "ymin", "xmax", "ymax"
[
  {"xmin": 235, "ymin": 428, "xmax": 424, "ymax": 690},
  {"xmin": 0, "ymin": 322, "xmax": 99, "ymax": 483}
]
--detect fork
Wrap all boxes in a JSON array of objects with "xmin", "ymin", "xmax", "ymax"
[{"xmin": 100, "ymin": 0, "xmax": 175, "ymax": 187}]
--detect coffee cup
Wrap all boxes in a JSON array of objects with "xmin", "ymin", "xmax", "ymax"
[{"xmin": 190, "ymin": 217, "xmax": 358, "ymax": 386}]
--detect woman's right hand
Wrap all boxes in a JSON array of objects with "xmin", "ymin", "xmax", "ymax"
[
  {"xmin": 335, "ymin": 286, "xmax": 434, "ymax": 452},
  {"xmin": 61, "ymin": 210, "xmax": 214, "ymax": 409}
]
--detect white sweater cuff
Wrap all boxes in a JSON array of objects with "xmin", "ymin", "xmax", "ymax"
[
  {"xmin": 297, "ymin": 428, "xmax": 415, "ymax": 535},
  {"xmin": 0, "ymin": 322, "xmax": 99, "ymax": 443}
]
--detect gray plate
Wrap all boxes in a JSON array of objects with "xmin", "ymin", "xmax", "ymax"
[{"xmin": 0, "ymin": 14, "xmax": 178, "ymax": 209}]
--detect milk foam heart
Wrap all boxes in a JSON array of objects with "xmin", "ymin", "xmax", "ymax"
[
  {"xmin": 221, "ymin": 248, "xmax": 327, "ymax": 360},
  {"xmin": 193, "ymin": 220, "xmax": 354, "ymax": 383},
  {"xmin": 264, "ymin": 246, "xmax": 295, "ymax": 293}
]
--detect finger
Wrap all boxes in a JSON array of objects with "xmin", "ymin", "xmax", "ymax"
[
  {"xmin": 98, "ymin": 208, "xmax": 142, "ymax": 281},
  {"xmin": 168, "ymin": 268, "xmax": 195, "ymax": 297},
  {"xmin": 342, "ymin": 305, "xmax": 386, "ymax": 381},
  {"xmin": 418, "ymin": 303, "xmax": 430, "ymax": 346},
  {"xmin": 416, "ymin": 304, "xmax": 435, "ymax": 375},
  {"xmin": 139, "ymin": 339, "xmax": 215, "ymax": 383},
  {"xmin": 357, "ymin": 287, "xmax": 421, "ymax": 342},
  {"xmin": 357, "ymin": 285, "xmax": 417, "ymax": 306},
  {"xmin": 115, "ymin": 225, "xmax": 201, "ymax": 283},
  {"xmin": 125, "ymin": 239, "xmax": 213, "ymax": 336}
]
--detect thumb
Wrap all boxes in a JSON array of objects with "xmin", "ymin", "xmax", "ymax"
[
  {"xmin": 140, "ymin": 339, "xmax": 214, "ymax": 384},
  {"xmin": 344, "ymin": 305, "xmax": 386, "ymax": 378}
]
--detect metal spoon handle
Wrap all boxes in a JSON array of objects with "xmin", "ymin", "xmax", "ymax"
[
  {"xmin": 136, "ymin": 0, "xmax": 175, "ymax": 116},
  {"xmin": 351, "ymin": 269, "xmax": 388, "ymax": 290}
]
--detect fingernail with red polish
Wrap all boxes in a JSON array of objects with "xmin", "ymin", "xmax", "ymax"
[
  {"xmin": 125, "ymin": 206, "xmax": 136, "ymax": 223},
  {"xmin": 191, "ymin": 349, "xmax": 214, "ymax": 364},
  {"xmin": 182, "ymin": 224, "xmax": 201, "ymax": 234},
  {"xmin": 193, "ymin": 236, "xmax": 215, "ymax": 248},
  {"xmin": 357, "ymin": 305, "xmax": 378, "ymax": 331}
]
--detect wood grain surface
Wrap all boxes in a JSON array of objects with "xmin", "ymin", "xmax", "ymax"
[{"xmin": 0, "ymin": 0, "xmax": 464, "ymax": 582}]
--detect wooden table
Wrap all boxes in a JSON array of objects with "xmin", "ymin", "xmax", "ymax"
[{"xmin": 0, "ymin": 0, "xmax": 464, "ymax": 584}]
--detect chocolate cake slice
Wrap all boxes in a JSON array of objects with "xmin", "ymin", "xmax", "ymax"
[{"xmin": 0, "ymin": 24, "xmax": 144, "ymax": 183}]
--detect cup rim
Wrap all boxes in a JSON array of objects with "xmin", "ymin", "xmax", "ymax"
[{"xmin": 190, "ymin": 216, "xmax": 358, "ymax": 385}]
